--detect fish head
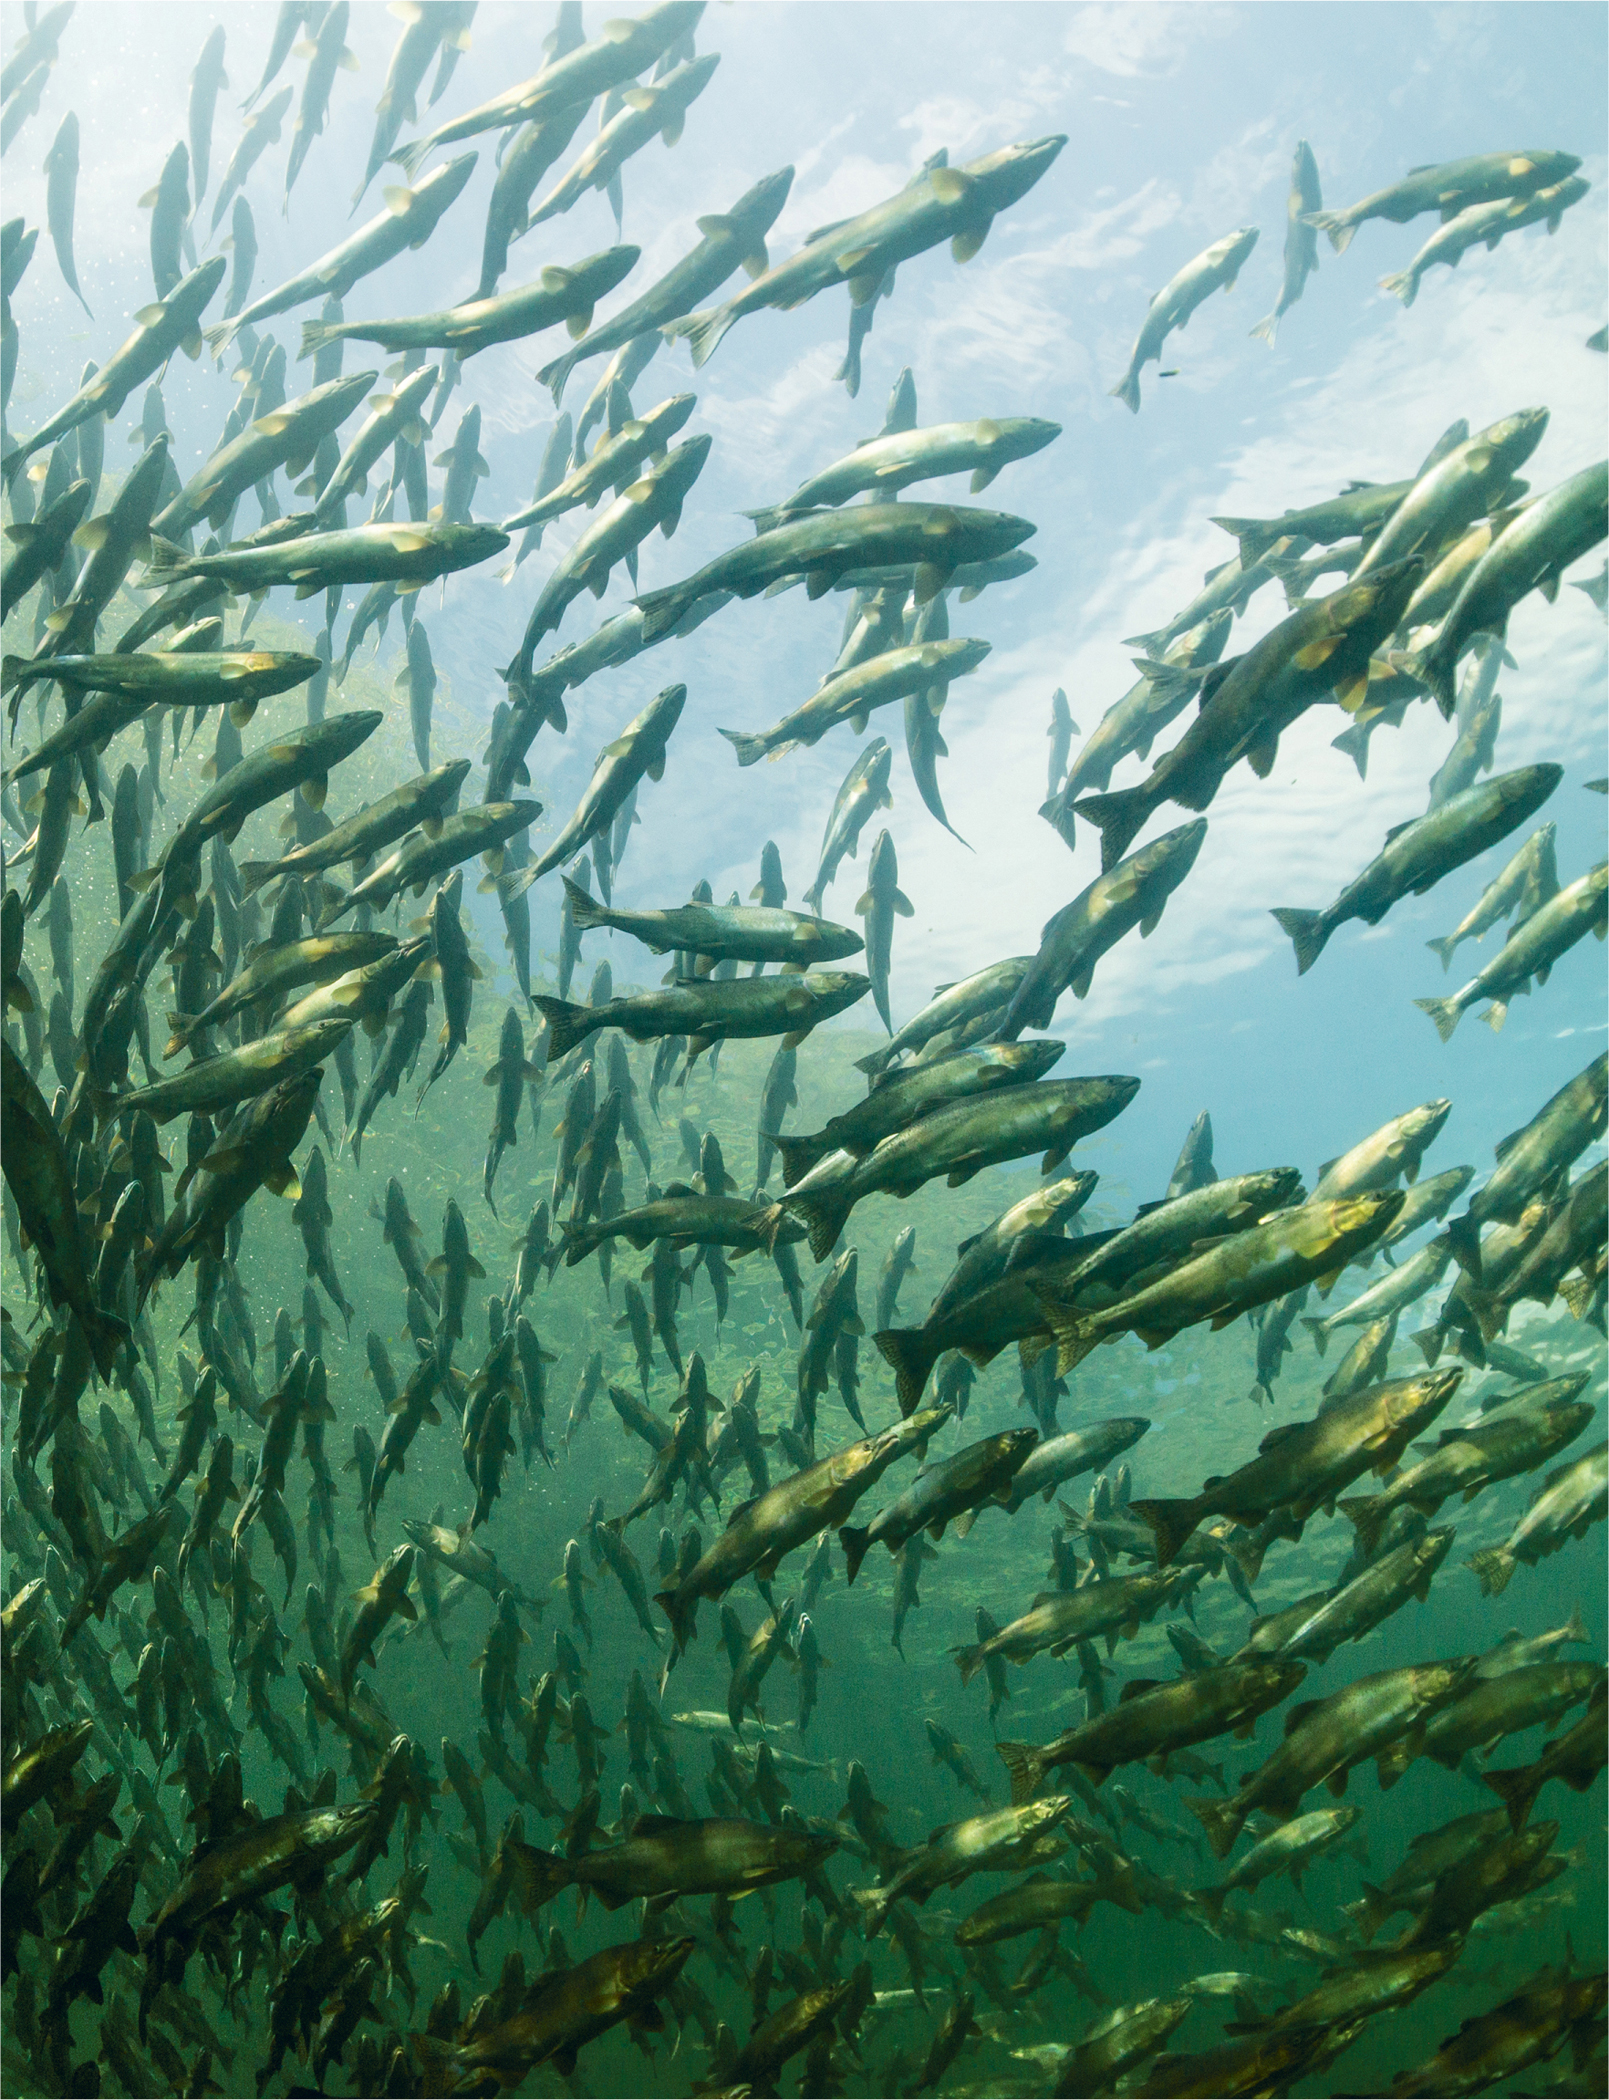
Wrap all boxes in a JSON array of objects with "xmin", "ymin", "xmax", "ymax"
[
  {"xmin": 1476, "ymin": 405, "xmax": 1550, "ymax": 472},
  {"xmin": 729, "ymin": 164, "xmax": 796, "ymax": 237},
  {"xmin": 445, "ymin": 524, "xmax": 512, "ymax": 564},
  {"xmin": 1526, "ymin": 149, "xmax": 1584, "ymax": 183},
  {"xmin": 970, "ymin": 134, "xmax": 1068, "ymax": 208}
]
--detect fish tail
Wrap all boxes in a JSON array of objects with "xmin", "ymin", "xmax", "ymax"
[
  {"xmin": 872, "ymin": 1327, "xmax": 938, "ymax": 1419},
  {"xmin": 852, "ymin": 1045, "xmax": 894, "ymax": 1077},
  {"xmin": 237, "ymin": 860, "xmax": 278, "ymax": 898},
  {"xmin": 995, "ymin": 1740, "xmax": 1045, "ymax": 1806},
  {"xmin": 1196, "ymin": 1883, "xmax": 1230, "ymax": 1930},
  {"xmin": 952, "ymin": 1644, "xmax": 984, "ymax": 1689},
  {"xmin": 509, "ymin": 1839, "xmax": 572, "ymax": 1913},
  {"xmin": 1337, "ymin": 1495, "xmax": 1387, "ymax": 1557},
  {"xmin": 140, "ymin": 535, "xmax": 191, "ymax": 586},
  {"xmin": 413, "ymin": 2032, "xmax": 454, "ymax": 2097},
  {"xmin": 655, "ymin": 1585, "xmax": 697, "ymax": 1652},
  {"xmin": 1304, "ymin": 209, "xmax": 1354, "ymax": 254},
  {"xmin": 1378, "ymin": 268, "xmax": 1416, "ymax": 307},
  {"xmin": 538, "ymin": 348, "xmax": 576, "ymax": 403},
  {"xmin": 1185, "ymin": 1793, "xmax": 1243, "ymax": 1861},
  {"xmin": 1037, "ymin": 1297, "xmax": 1099, "ymax": 1377},
  {"xmin": 298, "ymin": 318, "xmax": 340, "ymax": 363},
  {"xmin": 1299, "ymin": 1314, "xmax": 1329, "ymax": 1358},
  {"xmin": 1342, "ymin": 1886, "xmax": 1392, "ymax": 1945},
  {"xmin": 202, "ymin": 320, "xmax": 236, "ymax": 359},
  {"xmin": 718, "ymin": 727, "xmax": 769, "ymax": 768},
  {"xmin": 1480, "ymin": 1757, "xmax": 1541, "ymax": 1835},
  {"xmin": 781, "ymin": 1185, "xmax": 851, "ymax": 1267},
  {"xmin": 1069, "ymin": 788, "xmax": 1147, "ymax": 875},
  {"xmin": 392, "ymin": 138, "xmax": 431, "ymax": 182},
  {"xmin": 1413, "ymin": 994, "xmax": 1463, "ymax": 1044},
  {"xmin": 1207, "ymin": 515, "xmax": 1278, "ymax": 567},
  {"xmin": 1108, "ymin": 368, "xmax": 1141, "ymax": 415},
  {"xmin": 1398, "ymin": 643, "xmax": 1456, "ymax": 720},
  {"xmin": 1424, "ymin": 933, "xmax": 1459, "ymax": 973},
  {"xmin": 740, "ymin": 505, "xmax": 786, "ymax": 535},
  {"xmin": 1125, "ymin": 1496, "xmax": 1204, "ymax": 1570},
  {"xmin": 561, "ymin": 874, "xmax": 606, "ymax": 933},
  {"xmin": 1466, "ymin": 1545, "xmax": 1515, "ymax": 1597},
  {"xmin": 1248, "ymin": 309, "xmax": 1279, "ymax": 346},
  {"xmin": 1330, "ymin": 720, "xmax": 1372, "ymax": 777},
  {"xmin": 530, "ymin": 995, "xmax": 595, "ymax": 1062},
  {"xmin": 1443, "ymin": 1212, "xmax": 1481, "ymax": 1283},
  {"xmin": 839, "ymin": 1526, "xmax": 872, "ymax": 1587},
  {"xmin": 633, "ymin": 584, "xmax": 689, "ymax": 643},
  {"xmin": 772, "ymin": 1133, "xmax": 822, "ymax": 1188},
  {"xmin": 1120, "ymin": 627, "xmax": 1170, "ymax": 657},
  {"xmin": 664, "ymin": 303, "xmax": 736, "ymax": 369},
  {"xmin": 1269, "ymin": 907, "xmax": 1328, "ymax": 977}
]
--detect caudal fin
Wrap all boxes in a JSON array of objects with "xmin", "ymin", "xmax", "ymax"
[
  {"xmin": 508, "ymin": 1838, "xmax": 573, "ymax": 1915},
  {"xmin": 773, "ymin": 1132, "xmax": 828, "ymax": 1188},
  {"xmin": 1185, "ymin": 1792, "xmax": 1244, "ymax": 1862},
  {"xmin": 1270, "ymin": 908, "xmax": 1329, "ymax": 977},
  {"xmin": 1467, "ymin": 1545, "xmax": 1515, "ymax": 1597},
  {"xmin": 1424, "ymin": 932, "xmax": 1461, "ymax": 974},
  {"xmin": 1480, "ymin": 1757, "xmax": 1542, "ymax": 1835},
  {"xmin": 561, "ymin": 874, "xmax": 606, "ymax": 933},
  {"xmin": 952, "ymin": 1643, "xmax": 985, "ymax": 1689},
  {"xmin": 1414, "ymin": 994, "xmax": 1464, "ymax": 1044},
  {"xmin": 1208, "ymin": 516, "xmax": 1281, "ymax": 568},
  {"xmin": 529, "ymin": 995, "xmax": 599, "ymax": 1063},
  {"xmin": 1126, "ymin": 1496, "xmax": 1205, "ymax": 1570},
  {"xmin": 655, "ymin": 1585, "xmax": 699, "ymax": 1653},
  {"xmin": 839, "ymin": 1526, "xmax": 872, "ymax": 1587},
  {"xmin": 1248, "ymin": 310, "xmax": 1279, "ymax": 347},
  {"xmin": 1378, "ymin": 269, "xmax": 1417, "ymax": 307},
  {"xmin": 1444, "ymin": 1211, "xmax": 1481, "ymax": 1283},
  {"xmin": 995, "ymin": 1740, "xmax": 1046, "ymax": 1806},
  {"xmin": 1303, "ymin": 209, "xmax": 1355, "ymax": 254},
  {"xmin": 1195, "ymin": 1882, "xmax": 1231, "ymax": 1931},
  {"xmin": 663, "ymin": 304, "xmax": 737, "ymax": 370},
  {"xmin": 1329, "ymin": 720, "xmax": 1374, "ymax": 777},
  {"xmin": 1337, "ymin": 1494, "xmax": 1389, "ymax": 1559},
  {"xmin": 874, "ymin": 1328, "xmax": 940, "ymax": 1419},
  {"xmin": 538, "ymin": 347, "xmax": 578, "ymax": 404},
  {"xmin": 781, "ymin": 1184, "xmax": 852, "ymax": 1266},
  {"xmin": 1108, "ymin": 369, "xmax": 1141, "ymax": 415},
  {"xmin": 1299, "ymin": 1315, "xmax": 1330, "ymax": 1359},
  {"xmin": 1069, "ymin": 788, "xmax": 1148, "ymax": 876},
  {"xmin": 1342, "ymin": 1882, "xmax": 1397, "ymax": 1946},
  {"xmin": 718, "ymin": 726, "xmax": 769, "ymax": 768},
  {"xmin": 298, "ymin": 319, "xmax": 341, "ymax": 364}
]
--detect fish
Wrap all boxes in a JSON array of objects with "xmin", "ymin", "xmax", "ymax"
[
  {"xmin": 748, "ymin": 416, "xmax": 1062, "ymax": 529},
  {"xmin": 1075, "ymin": 559, "xmax": 1428, "ymax": 871},
  {"xmin": 1111, "ymin": 226, "xmax": 1259, "ymax": 412},
  {"xmin": 298, "ymin": 244, "xmax": 640, "ymax": 362},
  {"xmin": 1275, "ymin": 764, "xmax": 1561, "ymax": 974},
  {"xmin": 1401, "ymin": 459, "xmax": 1608, "ymax": 715},
  {"xmin": 634, "ymin": 500, "xmax": 1037, "ymax": 642},
  {"xmin": 722, "ymin": 637, "xmax": 991, "ymax": 766},
  {"xmin": 1188, "ymin": 1657, "xmax": 1480, "ymax": 1858},
  {"xmin": 1305, "ymin": 147, "xmax": 1583, "ymax": 252},
  {"xmin": 1251, "ymin": 140, "xmax": 1322, "ymax": 345},
  {"xmin": 1382, "ymin": 174, "xmax": 1592, "ymax": 306},
  {"xmin": 676, "ymin": 133, "xmax": 1067, "ymax": 366},
  {"xmin": 1416, "ymin": 860, "xmax": 1607, "ymax": 1038},
  {"xmin": 781, "ymin": 1074, "xmax": 1138, "ymax": 1267}
]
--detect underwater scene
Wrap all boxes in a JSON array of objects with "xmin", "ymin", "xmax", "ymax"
[{"xmin": 1, "ymin": 2, "xmax": 1606, "ymax": 2095}]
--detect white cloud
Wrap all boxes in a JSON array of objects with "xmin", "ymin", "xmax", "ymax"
[{"xmin": 1062, "ymin": 4, "xmax": 1235, "ymax": 78}]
